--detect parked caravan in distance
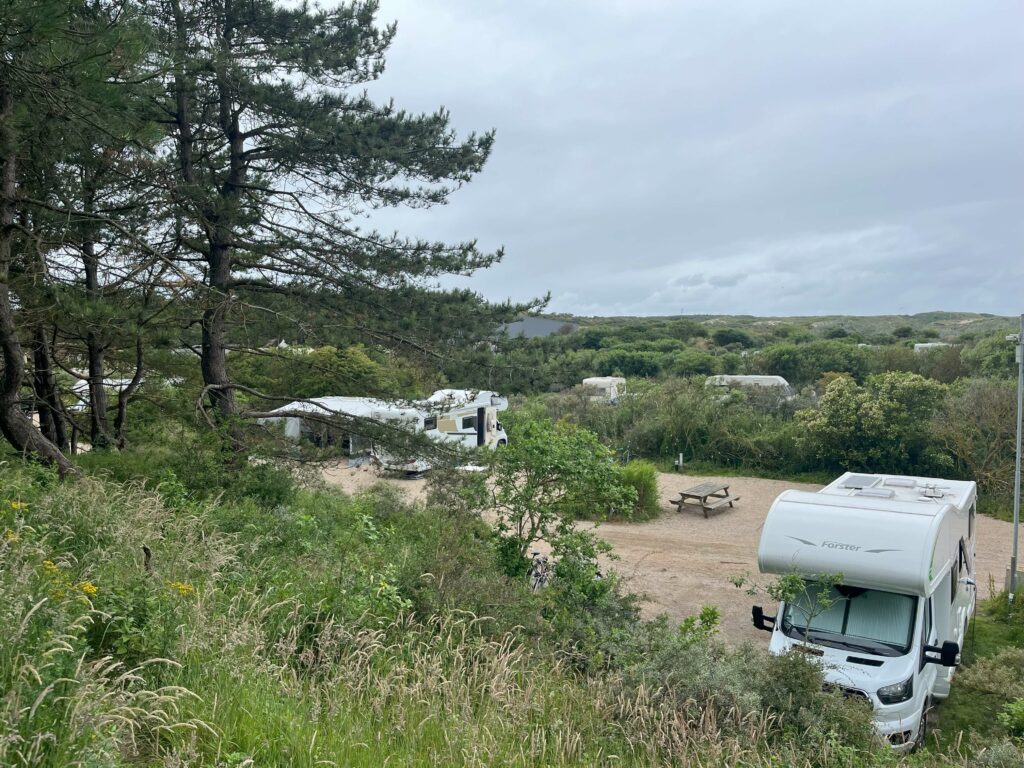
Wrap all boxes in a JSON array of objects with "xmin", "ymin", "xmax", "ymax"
[
  {"xmin": 69, "ymin": 378, "xmax": 138, "ymax": 412},
  {"xmin": 704, "ymin": 374, "xmax": 794, "ymax": 398},
  {"xmin": 752, "ymin": 472, "xmax": 977, "ymax": 751},
  {"xmin": 582, "ymin": 376, "xmax": 626, "ymax": 403},
  {"xmin": 260, "ymin": 389, "xmax": 508, "ymax": 473}
]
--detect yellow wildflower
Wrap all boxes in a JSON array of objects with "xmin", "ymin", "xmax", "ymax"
[
  {"xmin": 77, "ymin": 581, "xmax": 98, "ymax": 596},
  {"xmin": 7, "ymin": 500, "xmax": 27, "ymax": 511},
  {"xmin": 167, "ymin": 580, "xmax": 195, "ymax": 597},
  {"xmin": 2, "ymin": 529, "xmax": 17, "ymax": 543},
  {"xmin": 42, "ymin": 560, "xmax": 60, "ymax": 576}
]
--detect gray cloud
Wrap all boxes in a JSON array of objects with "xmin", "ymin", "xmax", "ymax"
[{"xmin": 364, "ymin": 0, "xmax": 1024, "ymax": 316}]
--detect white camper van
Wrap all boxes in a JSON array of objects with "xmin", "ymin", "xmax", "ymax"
[
  {"xmin": 704, "ymin": 374, "xmax": 794, "ymax": 398},
  {"xmin": 582, "ymin": 376, "xmax": 626, "ymax": 403},
  {"xmin": 752, "ymin": 472, "xmax": 977, "ymax": 751},
  {"xmin": 260, "ymin": 389, "xmax": 509, "ymax": 473}
]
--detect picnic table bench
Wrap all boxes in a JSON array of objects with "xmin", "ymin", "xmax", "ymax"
[{"xmin": 670, "ymin": 481, "xmax": 740, "ymax": 518}]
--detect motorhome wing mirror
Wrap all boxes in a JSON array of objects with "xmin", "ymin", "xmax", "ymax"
[
  {"xmin": 752, "ymin": 605, "xmax": 775, "ymax": 632},
  {"xmin": 924, "ymin": 641, "xmax": 961, "ymax": 667}
]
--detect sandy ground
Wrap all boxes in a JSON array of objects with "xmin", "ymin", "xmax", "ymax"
[
  {"xmin": 321, "ymin": 460, "xmax": 430, "ymax": 504},
  {"xmin": 320, "ymin": 461, "xmax": 1018, "ymax": 646}
]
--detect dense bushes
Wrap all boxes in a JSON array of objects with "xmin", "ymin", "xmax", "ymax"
[
  {"xmin": 530, "ymin": 370, "xmax": 1018, "ymax": 513},
  {"xmin": 797, "ymin": 372, "xmax": 947, "ymax": 473},
  {"xmin": 5, "ymin": 455, "xmax": 978, "ymax": 767},
  {"xmin": 619, "ymin": 460, "xmax": 660, "ymax": 520},
  {"xmin": 445, "ymin": 313, "xmax": 1019, "ymax": 398},
  {"xmin": 533, "ymin": 378, "xmax": 812, "ymax": 474}
]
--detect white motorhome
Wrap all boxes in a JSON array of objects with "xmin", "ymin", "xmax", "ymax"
[
  {"xmin": 261, "ymin": 389, "xmax": 508, "ymax": 473},
  {"xmin": 69, "ymin": 378, "xmax": 138, "ymax": 412},
  {"xmin": 705, "ymin": 374, "xmax": 794, "ymax": 397},
  {"xmin": 752, "ymin": 472, "xmax": 977, "ymax": 751},
  {"xmin": 913, "ymin": 342, "xmax": 952, "ymax": 354},
  {"xmin": 582, "ymin": 376, "xmax": 626, "ymax": 403}
]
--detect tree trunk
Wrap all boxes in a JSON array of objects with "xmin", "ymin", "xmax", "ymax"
[
  {"xmin": 171, "ymin": 0, "xmax": 241, "ymax": 452},
  {"xmin": 198, "ymin": 3, "xmax": 246, "ymax": 449},
  {"xmin": 201, "ymin": 246, "xmax": 240, "ymax": 441},
  {"xmin": 114, "ymin": 332, "xmax": 144, "ymax": 448},
  {"xmin": 31, "ymin": 325, "xmax": 69, "ymax": 450},
  {"xmin": 0, "ymin": 81, "xmax": 77, "ymax": 476},
  {"xmin": 81, "ymin": 182, "xmax": 110, "ymax": 448}
]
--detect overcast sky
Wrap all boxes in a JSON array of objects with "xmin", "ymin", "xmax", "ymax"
[{"xmin": 364, "ymin": 0, "xmax": 1024, "ymax": 317}]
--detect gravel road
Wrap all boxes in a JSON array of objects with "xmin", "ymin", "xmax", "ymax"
[{"xmin": 321, "ymin": 461, "xmax": 1018, "ymax": 645}]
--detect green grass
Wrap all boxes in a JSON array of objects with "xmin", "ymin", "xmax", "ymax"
[
  {"xmin": 4, "ymin": 455, "xmax": 1023, "ymax": 767},
  {"xmin": 653, "ymin": 458, "xmax": 836, "ymax": 486},
  {"xmin": 932, "ymin": 599, "xmax": 1024, "ymax": 751}
]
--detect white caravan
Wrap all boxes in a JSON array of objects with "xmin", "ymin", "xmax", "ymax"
[
  {"xmin": 69, "ymin": 378, "xmax": 139, "ymax": 412},
  {"xmin": 704, "ymin": 374, "xmax": 794, "ymax": 397},
  {"xmin": 752, "ymin": 472, "xmax": 977, "ymax": 751},
  {"xmin": 582, "ymin": 376, "xmax": 626, "ymax": 403},
  {"xmin": 261, "ymin": 389, "xmax": 508, "ymax": 473}
]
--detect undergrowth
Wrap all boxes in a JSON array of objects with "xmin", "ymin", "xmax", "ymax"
[{"xmin": 1, "ymin": 457, "xmax": 1021, "ymax": 766}]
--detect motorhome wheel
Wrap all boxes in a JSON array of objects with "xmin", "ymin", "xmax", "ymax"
[{"xmin": 913, "ymin": 696, "xmax": 932, "ymax": 752}]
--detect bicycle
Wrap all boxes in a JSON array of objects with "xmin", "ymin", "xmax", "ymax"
[{"xmin": 528, "ymin": 550, "xmax": 551, "ymax": 592}]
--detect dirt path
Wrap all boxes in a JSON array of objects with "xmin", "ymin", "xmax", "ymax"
[{"xmin": 321, "ymin": 462, "xmax": 1018, "ymax": 645}]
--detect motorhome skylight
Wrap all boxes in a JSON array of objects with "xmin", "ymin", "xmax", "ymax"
[
  {"xmin": 855, "ymin": 489, "xmax": 896, "ymax": 499},
  {"xmin": 883, "ymin": 478, "xmax": 917, "ymax": 488},
  {"xmin": 842, "ymin": 474, "xmax": 879, "ymax": 489}
]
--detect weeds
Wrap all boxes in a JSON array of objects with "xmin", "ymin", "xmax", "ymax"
[{"xmin": 4, "ymin": 459, "xmax": 1023, "ymax": 766}]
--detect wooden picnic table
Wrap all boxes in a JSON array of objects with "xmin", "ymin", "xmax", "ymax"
[{"xmin": 670, "ymin": 480, "xmax": 740, "ymax": 518}]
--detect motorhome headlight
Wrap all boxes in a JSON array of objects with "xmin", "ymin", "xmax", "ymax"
[{"xmin": 877, "ymin": 676, "xmax": 914, "ymax": 705}]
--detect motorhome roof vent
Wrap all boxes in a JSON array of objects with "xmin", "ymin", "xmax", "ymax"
[
  {"xmin": 855, "ymin": 488, "xmax": 896, "ymax": 499},
  {"xmin": 883, "ymin": 478, "xmax": 917, "ymax": 488},
  {"xmin": 842, "ymin": 474, "xmax": 879, "ymax": 489},
  {"xmin": 921, "ymin": 485, "xmax": 945, "ymax": 499}
]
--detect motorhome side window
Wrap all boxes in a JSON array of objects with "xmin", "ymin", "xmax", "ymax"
[
  {"xmin": 920, "ymin": 599, "xmax": 933, "ymax": 671},
  {"xmin": 461, "ymin": 415, "xmax": 477, "ymax": 431},
  {"xmin": 423, "ymin": 416, "xmax": 437, "ymax": 431},
  {"xmin": 958, "ymin": 539, "xmax": 971, "ymax": 573}
]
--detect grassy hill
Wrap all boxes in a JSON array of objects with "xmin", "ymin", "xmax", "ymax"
[
  {"xmin": 3, "ymin": 451, "xmax": 1023, "ymax": 766},
  {"xmin": 558, "ymin": 312, "xmax": 1016, "ymax": 340}
]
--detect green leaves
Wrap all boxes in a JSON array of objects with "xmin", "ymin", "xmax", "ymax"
[
  {"xmin": 796, "ymin": 371, "xmax": 946, "ymax": 472},
  {"xmin": 490, "ymin": 415, "xmax": 635, "ymax": 557}
]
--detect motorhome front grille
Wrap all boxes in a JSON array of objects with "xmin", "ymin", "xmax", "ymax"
[{"xmin": 824, "ymin": 683, "xmax": 870, "ymax": 701}]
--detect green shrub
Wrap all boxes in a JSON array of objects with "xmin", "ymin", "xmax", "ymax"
[
  {"xmin": 997, "ymin": 699, "xmax": 1024, "ymax": 736},
  {"xmin": 615, "ymin": 617, "xmax": 878, "ymax": 755},
  {"xmin": 964, "ymin": 739, "xmax": 1024, "ymax": 767},
  {"xmin": 959, "ymin": 647, "xmax": 1024, "ymax": 701},
  {"xmin": 618, "ymin": 460, "xmax": 660, "ymax": 520}
]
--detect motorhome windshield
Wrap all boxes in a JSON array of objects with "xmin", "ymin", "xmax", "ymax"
[{"xmin": 781, "ymin": 582, "xmax": 917, "ymax": 657}]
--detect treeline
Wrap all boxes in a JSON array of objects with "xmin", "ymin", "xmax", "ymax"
[
  {"xmin": 449, "ymin": 315, "xmax": 1016, "ymax": 394},
  {"xmin": 528, "ymin": 372, "xmax": 1018, "ymax": 515},
  {"xmin": 0, "ymin": 0, "xmax": 528, "ymax": 474}
]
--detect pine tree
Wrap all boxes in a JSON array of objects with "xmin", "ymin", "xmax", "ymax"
[
  {"xmin": 0, "ymin": 0, "xmax": 148, "ymax": 473},
  {"xmin": 154, "ymin": 0, "xmax": 532, "ymax": 446}
]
